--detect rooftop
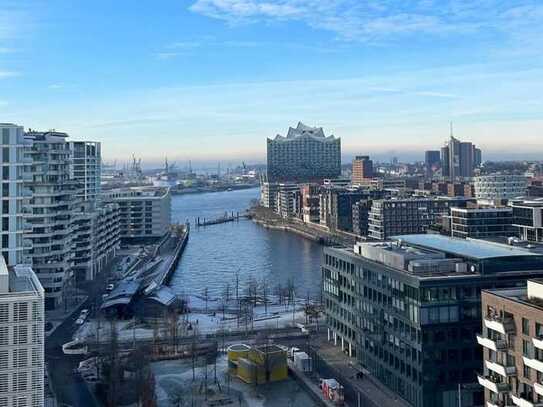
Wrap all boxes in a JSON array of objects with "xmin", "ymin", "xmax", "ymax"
[
  {"xmin": 1, "ymin": 257, "xmax": 44, "ymax": 296},
  {"xmin": 271, "ymin": 122, "xmax": 339, "ymax": 142},
  {"xmin": 392, "ymin": 234, "xmax": 543, "ymax": 260}
]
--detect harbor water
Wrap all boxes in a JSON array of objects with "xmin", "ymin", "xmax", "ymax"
[{"xmin": 169, "ymin": 187, "xmax": 323, "ymax": 299}]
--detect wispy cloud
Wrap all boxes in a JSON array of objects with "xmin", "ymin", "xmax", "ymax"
[
  {"xmin": 48, "ymin": 83, "xmax": 65, "ymax": 90},
  {"xmin": 189, "ymin": 0, "xmax": 543, "ymax": 43},
  {"xmin": 0, "ymin": 70, "xmax": 19, "ymax": 79}
]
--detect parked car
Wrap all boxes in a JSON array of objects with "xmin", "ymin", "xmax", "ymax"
[
  {"xmin": 106, "ymin": 284, "xmax": 114, "ymax": 292},
  {"xmin": 75, "ymin": 318, "xmax": 85, "ymax": 325},
  {"xmin": 80, "ymin": 309, "xmax": 89, "ymax": 317}
]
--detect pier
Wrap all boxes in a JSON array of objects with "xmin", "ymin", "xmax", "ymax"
[{"xmin": 196, "ymin": 211, "xmax": 244, "ymax": 227}]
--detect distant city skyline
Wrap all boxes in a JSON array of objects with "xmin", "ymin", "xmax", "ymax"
[{"xmin": 1, "ymin": 1, "xmax": 543, "ymax": 162}]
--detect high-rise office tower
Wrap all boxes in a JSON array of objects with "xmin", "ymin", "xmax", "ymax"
[
  {"xmin": 68, "ymin": 141, "xmax": 101, "ymax": 205},
  {"xmin": 352, "ymin": 155, "xmax": 373, "ymax": 184},
  {"xmin": 266, "ymin": 122, "xmax": 341, "ymax": 182},
  {"xmin": 0, "ymin": 258, "xmax": 45, "ymax": 407},
  {"xmin": 24, "ymin": 131, "xmax": 81, "ymax": 310},
  {"xmin": 441, "ymin": 136, "xmax": 481, "ymax": 180},
  {"xmin": 424, "ymin": 150, "xmax": 440, "ymax": 177},
  {"xmin": 0, "ymin": 124, "xmax": 31, "ymax": 266}
]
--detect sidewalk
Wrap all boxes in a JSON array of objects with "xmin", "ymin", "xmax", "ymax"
[{"xmin": 311, "ymin": 334, "xmax": 411, "ymax": 407}]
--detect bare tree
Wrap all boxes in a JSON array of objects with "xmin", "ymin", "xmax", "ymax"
[
  {"xmin": 224, "ymin": 282, "xmax": 231, "ymax": 304},
  {"xmin": 190, "ymin": 325, "xmax": 200, "ymax": 381},
  {"xmin": 104, "ymin": 319, "xmax": 119, "ymax": 407},
  {"xmin": 202, "ymin": 287, "xmax": 209, "ymax": 313},
  {"xmin": 169, "ymin": 387, "xmax": 186, "ymax": 407},
  {"xmin": 166, "ymin": 309, "xmax": 179, "ymax": 354},
  {"xmin": 260, "ymin": 278, "xmax": 269, "ymax": 315},
  {"xmin": 286, "ymin": 278, "xmax": 295, "ymax": 307},
  {"xmin": 246, "ymin": 276, "xmax": 258, "ymax": 306},
  {"xmin": 140, "ymin": 368, "xmax": 157, "ymax": 407}
]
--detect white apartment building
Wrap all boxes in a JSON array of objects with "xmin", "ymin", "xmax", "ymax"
[
  {"xmin": 68, "ymin": 141, "xmax": 101, "ymax": 205},
  {"xmin": 102, "ymin": 187, "xmax": 171, "ymax": 240},
  {"xmin": 474, "ymin": 173, "xmax": 527, "ymax": 202},
  {"xmin": 0, "ymin": 124, "xmax": 31, "ymax": 266},
  {"xmin": 72, "ymin": 203, "xmax": 120, "ymax": 281},
  {"xmin": 24, "ymin": 131, "xmax": 81, "ymax": 310},
  {"xmin": 0, "ymin": 258, "xmax": 45, "ymax": 407}
]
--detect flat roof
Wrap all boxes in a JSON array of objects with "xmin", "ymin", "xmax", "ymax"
[{"xmin": 391, "ymin": 234, "xmax": 543, "ymax": 260}]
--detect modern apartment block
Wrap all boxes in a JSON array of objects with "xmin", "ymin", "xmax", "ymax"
[
  {"xmin": 301, "ymin": 184, "xmax": 320, "ymax": 223},
  {"xmin": 0, "ymin": 259, "xmax": 45, "ymax": 407},
  {"xmin": 441, "ymin": 136, "xmax": 481, "ymax": 180},
  {"xmin": 368, "ymin": 197, "xmax": 474, "ymax": 240},
  {"xmin": 68, "ymin": 141, "xmax": 101, "ymax": 205},
  {"xmin": 352, "ymin": 155, "xmax": 373, "ymax": 185},
  {"xmin": 24, "ymin": 131, "xmax": 81, "ymax": 310},
  {"xmin": 276, "ymin": 183, "xmax": 300, "ymax": 219},
  {"xmin": 266, "ymin": 122, "xmax": 341, "ymax": 182},
  {"xmin": 259, "ymin": 182, "xmax": 279, "ymax": 211},
  {"xmin": 328, "ymin": 190, "xmax": 366, "ymax": 232},
  {"xmin": 474, "ymin": 173, "xmax": 528, "ymax": 202},
  {"xmin": 322, "ymin": 234, "xmax": 543, "ymax": 407},
  {"xmin": 0, "ymin": 124, "xmax": 31, "ymax": 266},
  {"xmin": 512, "ymin": 200, "xmax": 543, "ymax": 242},
  {"xmin": 72, "ymin": 203, "xmax": 120, "ymax": 281},
  {"xmin": 352, "ymin": 200, "xmax": 371, "ymax": 237},
  {"xmin": 450, "ymin": 207, "xmax": 514, "ymax": 239},
  {"xmin": 102, "ymin": 187, "xmax": 171, "ymax": 241},
  {"xmin": 478, "ymin": 279, "xmax": 543, "ymax": 407}
]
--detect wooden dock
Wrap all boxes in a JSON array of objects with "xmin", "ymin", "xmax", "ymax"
[{"xmin": 196, "ymin": 212, "xmax": 241, "ymax": 227}]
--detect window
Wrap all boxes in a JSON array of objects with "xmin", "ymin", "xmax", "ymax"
[
  {"xmin": 1, "ymin": 130, "xmax": 9, "ymax": 145},
  {"xmin": 13, "ymin": 349, "xmax": 27, "ymax": 368},
  {"xmin": 0, "ymin": 327, "xmax": 7, "ymax": 346},
  {"xmin": 0, "ymin": 373, "xmax": 8, "ymax": 393},
  {"xmin": 1, "ymin": 148, "xmax": 8, "ymax": 163},
  {"xmin": 0, "ymin": 304, "xmax": 8, "ymax": 323},
  {"xmin": 13, "ymin": 325, "xmax": 28, "ymax": 345},
  {"xmin": 523, "ymin": 339, "xmax": 532, "ymax": 357},
  {"xmin": 12, "ymin": 371, "xmax": 27, "ymax": 392},
  {"xmin": 524, "ymin": 363, "xmax": 532, "ymax": 379},
  {"xmin": 0, "ymin": 351, "xmax": 7, "ymax": 370},
  {"xmin": 14, "ymin": 302, "xmax": 28, "ymax": 322},
  {"xmin": 523, "ymin": 318, "xmax": 530, "ymax": 335}
]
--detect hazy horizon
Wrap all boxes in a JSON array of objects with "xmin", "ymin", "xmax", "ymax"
[{"xmin": 2, "ymin": 1, "xmax": 543, "ymax": 162}]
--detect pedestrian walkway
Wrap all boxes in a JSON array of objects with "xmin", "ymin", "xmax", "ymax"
[{"xmin": 312, "ymin": 334, "xmax": 411, "ymax": 407}]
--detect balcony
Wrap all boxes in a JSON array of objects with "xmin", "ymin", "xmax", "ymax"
[
  {"xmin": 533, "ymin": 337, "xmax": 543, "ymax": 351},
  {"xmin": 484, "ymin": 316, "xmax": 516, "ymax": 335},
  {"xmin": 511, "ymin": 394, "xmax": 543, "ymax": 407},
  {"xmin": 534, "ymin": 382, "xmax": 543, "ymax": 397},
  {"xmin": 523, "ymin": 356, "xmax": 543, "ymax": 373},
  {"xmin": 485, "ymin": 360, "xmax": 516, "ymax": 377},
  {"xmin": 478, "ymin": 334, "xmax": 507, "ymax": 351},
  {"xmin": 477, "ymin": 374, "xmax": 510, "ymax": 393}
]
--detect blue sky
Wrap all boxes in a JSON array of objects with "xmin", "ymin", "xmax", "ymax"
[{"xmin": 1, "ymin": 0, "xmax": 543, "ymax": 165}]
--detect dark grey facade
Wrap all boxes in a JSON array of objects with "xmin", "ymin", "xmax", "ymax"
[
  {"xmin": 450, "ymin": 207, "xmax": 514, "ymax": 239},
  {"xmin": 424, "ymin": 150, "xmax": 441, "ymax": 177},
  {"xmin": 368, "ymin": 197, "xmax": 475, "ymax": 240},
  {"xmin": 266, "ymin": 122, "xmax": 341, "ymax": 182},
  {"xmin": 322, "ymin": 234, "xmax": 543, "ymax": 407},
  {"xmin": 352, "ymin": 200, "xmax": 371, "ymax": 237},
  {"xmin": 512, "ymin": 201, "xmax": 543, "ymax": 242}
]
